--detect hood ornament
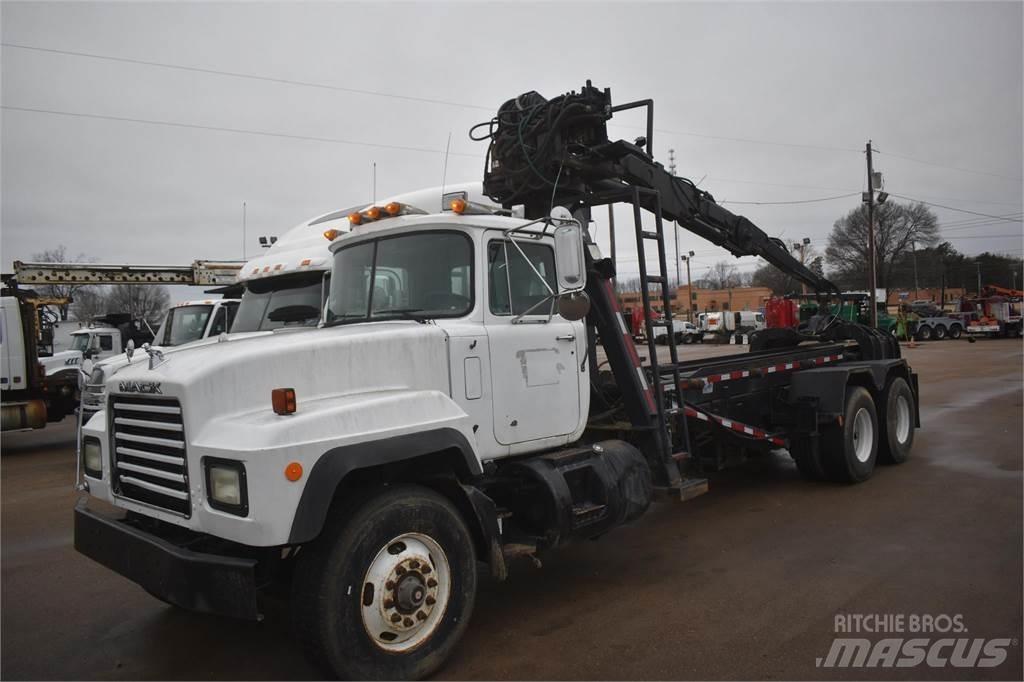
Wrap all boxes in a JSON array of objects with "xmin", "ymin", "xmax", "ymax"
[
  {"xmin": 125, "ymin": 339, "xmax": 135, "ymax": 361},
  {"xmin": 142, "ymin": 343, "xmax": 165, "ymax": 370}
]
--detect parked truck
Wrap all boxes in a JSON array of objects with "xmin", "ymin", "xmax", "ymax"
[{"xmin": 73, "ymin": 84, "xmax": 919, "ymax": 680}]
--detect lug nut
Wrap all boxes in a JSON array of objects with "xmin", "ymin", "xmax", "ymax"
[
  {"xmin": 403, "ymin": 617, "xmax": 414, "ymax": 627},
  {"xmin": 385, "ymin": 580, "xmax": 395, "ymax": 590},
  {"xmin": 409, "ymin": 559, "xmax": 420, "ymax": 569},
  {"xmin": 416, "ymin": 611, "xmax": 427, "ymax": 621},
  {"xmin": 391, "ymin": 613, "xmax": 402, "ymax": 623},
  {"xmin": 427, "ymin": 578, "xmax": 437, "ymax": 588},
  {"xmin": 421, "ymin": 565, "xmax": 432, "ymax": 574},
  {"xmin": 383, "ymin": 599, "xmax": 394, "ymax": 609},
  {"xmin": 396, "ymin": 566, "xmax": 406, "ymax": 576},
  {"xmin": 425, "ymin": 596, "xmax": 436, "ymax": 606}
]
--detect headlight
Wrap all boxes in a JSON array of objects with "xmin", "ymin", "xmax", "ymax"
[
  {"xmin": 204, "ymin": 458, "xmax": 248, "ymax": 515},
  {"xmin": 83, "ymin": 437, "xmax": 102, "ymax": 478}
]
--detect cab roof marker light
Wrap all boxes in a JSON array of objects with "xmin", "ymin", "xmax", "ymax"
[
  {"xmin": 348, "ymin": 212, "xmax": 363, "ymax": 225},
  {"xmin": 448, "ymin": 198, "xmax": 495, "ymax": 215},
  {"xmin": 323, "ymin": 229, "xmax": 341, "ymax": 240},
  {"xmin": 364, "ymin": 206, "xmax": 382, "ymax": 221}
]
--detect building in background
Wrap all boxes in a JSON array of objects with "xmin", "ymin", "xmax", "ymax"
[{"xmin": 619, "ymin": 286, "xmax": 773, "ymax": 317}]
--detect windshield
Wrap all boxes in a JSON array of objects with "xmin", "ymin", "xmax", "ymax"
[
  {"xmin": 158, "ymin": 305, "xmax": 213, "ymax": 346},
  {"xmin": 326, "ymin": 231, "xmax": 473, "ymax": 325},
  {"xmin": 231, "ymin": 272, "xmax": 324, "ymax": 332},
  {"xmin": 71, "ymin": 334, "xmax": 90, "ymax": 351}
]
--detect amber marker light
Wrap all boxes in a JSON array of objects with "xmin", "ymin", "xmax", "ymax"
[{"xmin": 285, "ymin": 462, "xmax": 303, "ymax": 482}]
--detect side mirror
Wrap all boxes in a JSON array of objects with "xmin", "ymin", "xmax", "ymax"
[{"xmin": 552, "ymin": 221, "xmax": 586, "ymax": 293}]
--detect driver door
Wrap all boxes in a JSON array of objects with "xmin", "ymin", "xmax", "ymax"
[{"xmin": 484, "ymin": 233, "xmax": 582, "ymax": 446}]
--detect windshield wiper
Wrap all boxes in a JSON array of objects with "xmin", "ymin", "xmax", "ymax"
[
  {"xmin": 371, "ymin": 308, "xmax": 428, "ymax": 323},
  {"xmin": 323, "ymin": 314, "xmax": 366, "ymax": 328}
]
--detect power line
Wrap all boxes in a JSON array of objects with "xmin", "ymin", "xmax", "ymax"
[
  {"xmin": 0, "ymin": 42, "xmax": 868, "ymax": 158},
  {"xmin": 888, "ymin": 193, "xmax": 1024, "ymax": 222},
  {"xmin": 1, "ymin": 104, "xmax": 484, "ymax": 158},
  {"xmin": 876, "ymin": 148, "xmax": 1023, "ymax": 183},
  {"xmin": 720, "ymin": 192, "xmax": 859, "ymax": 206},
  {"xmin": 0, "ymin": 42, "xmax": 493, "ymax": 112}
]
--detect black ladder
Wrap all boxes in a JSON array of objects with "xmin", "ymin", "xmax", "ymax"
[{"xmin": 629, "ymin": 186, "xmax": 693, "ymax": 490}]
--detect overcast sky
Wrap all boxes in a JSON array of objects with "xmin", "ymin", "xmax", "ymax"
[{"xmin": 2, "ymin": 1, "xmax": 1022, "ymax": 302}]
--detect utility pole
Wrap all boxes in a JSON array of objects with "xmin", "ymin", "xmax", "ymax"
[
  {"xmin": 865, "ymin": 141, "xmax": 878, "ymax": 328},
  {"xmin": 911, "ymin": 240, "xmax": 919, "ymax": 300},
  {"xmin": 668, "ymin": 149, "xmax": 681, "ymax": 290},
  {"xmin": 976, "ymin": 261, "xmax": 982, "ymax": 296}
]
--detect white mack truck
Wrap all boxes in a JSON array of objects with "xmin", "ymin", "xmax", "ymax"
[{"xmin": 73, "ymin": 84, "xmax": 920, "ymax": 680}]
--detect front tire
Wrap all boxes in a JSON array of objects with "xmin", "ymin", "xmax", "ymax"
[
  {"xmin": 820, "ymin": 386, "xmax": 879, "ymax": 483},
  {"xmin": 916, "ymin": 324, "xmax": 933, "ymax": 341},
  {"xmin": 292, "ymin": 485, "xmax": 477, "ymax": 680}
]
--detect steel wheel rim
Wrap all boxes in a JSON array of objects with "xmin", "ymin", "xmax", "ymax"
[
  {"xmin": 360, "ymin": 532, "xmax": 451, "ymax": 653},
  {"xmin": 852, "ymin": 407, "xmax": 873, "ymax": 463},
  {"xmin": 895, "ymin": 395, "xmax": 911, "ymax": 443}
]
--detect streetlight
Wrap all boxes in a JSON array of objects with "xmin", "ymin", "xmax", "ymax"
[
  {"xmin": 793, "ymin": 237, "xmax": 812, "ymax": 294},
  {"xmin": 681, "ymin": 251, "xmax": 695, "ymax": 323}
]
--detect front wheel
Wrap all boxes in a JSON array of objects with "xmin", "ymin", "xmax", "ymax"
[
  {"xmin": 916, "ymin": 325, "xmax": 933, "ymax": 341},
  {"xmin": 292, "ymin": 485, "xmax": 477, "ymax": 680}
]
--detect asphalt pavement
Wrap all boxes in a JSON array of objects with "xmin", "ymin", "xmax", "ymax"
[{"xmin": 2, "ymin": 339, "xmax": 1021, "ymax": 680}]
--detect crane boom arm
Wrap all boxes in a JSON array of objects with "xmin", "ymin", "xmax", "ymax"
[{"xmin": 479, "ymin": 82, "xmax": 836, "ymax": 293}]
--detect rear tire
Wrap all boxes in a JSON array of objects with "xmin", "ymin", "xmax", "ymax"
[
  {"xmin": 878, "ymin": 377, "xmax": 915, "ymax": 464},
  {"xmin": 820, "ymin": 386, "xmax": 878, "ymax": 483},
  {"xmin": 291, "ymin": 485, "xmax": 477, "ymax": 680},
  {"xmin": 933, "ymin": 324, "xmax": 947, "ymax": 340},
  {"xmin": 949, "ymin": 324, "xmax": 963, "ymax": 339}
]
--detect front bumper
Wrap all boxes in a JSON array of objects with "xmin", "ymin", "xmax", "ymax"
[{"xmin": 74, "ymin": 499, "xmax": 262, "ymax": 620}]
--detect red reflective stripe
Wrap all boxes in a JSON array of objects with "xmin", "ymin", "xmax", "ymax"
[{"xmin": 682, "ymin": 404, "xmax": 787, "ymax": 446}]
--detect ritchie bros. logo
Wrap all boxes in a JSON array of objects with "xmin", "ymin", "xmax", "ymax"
[{"xmin": 817, "ymin": 613, "xmax": 1015, "ymax": 669}]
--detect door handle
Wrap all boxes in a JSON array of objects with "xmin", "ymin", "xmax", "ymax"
[{"xmin": 556, "ymin": 334, "xmax": 576, "ymax": 341}]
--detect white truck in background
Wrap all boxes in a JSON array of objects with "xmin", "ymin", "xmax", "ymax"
[{"xmin": 80, "ymin": 182, "xmax": 496, "ymax": 420}]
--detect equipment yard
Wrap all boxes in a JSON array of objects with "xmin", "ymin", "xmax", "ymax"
[{"xmin": 3, "ymin": 339, "xmax": 1020, "ymax": 681}]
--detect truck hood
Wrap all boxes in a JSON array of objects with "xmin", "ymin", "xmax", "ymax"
[
  {"xmin": 42, "ymin": 350, "xmax": 83, "ymax": 376},
  {"xmin": 92, "ymin": 331, "xmax": 271, "ymax": 378},
  {"xmin": 104, "ymin": 322, "xmax": 451, "ymax": 421}
]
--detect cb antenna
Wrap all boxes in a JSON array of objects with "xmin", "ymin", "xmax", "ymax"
[{"xmin": 440, "ymin": 132, "xmax": 452, "ymax": 203}]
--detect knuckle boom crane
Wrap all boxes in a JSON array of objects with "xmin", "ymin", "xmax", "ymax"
[{"xmin": 476, "ymin": 81, "xmax": 910, "ymax": 493}]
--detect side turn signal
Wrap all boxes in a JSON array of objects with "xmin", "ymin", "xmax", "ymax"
[
  {"xmin": 323, "ymin": 229, "xmax": 340, "ymax": 241},
  {"xmin": 272, "ymin": 388, "xmax": 296, "ymax": 415},
  {"xmin": 450, "ymin": 198, "xmax": 467, "ymax": 214}
]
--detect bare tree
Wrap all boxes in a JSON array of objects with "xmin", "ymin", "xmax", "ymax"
[
  {"xmin": 104, "ymin": 285, "xmax": 171, "ymax": 326},
  {"xmin": 699, "ymin": 260, "xmax": 741, "ymax": 289},
  {"xmin": 825, "ymin": 201, "xmax": 939, "ymax": 295},
  {"xmin": 752, "ymin": 247, "xmax": 825, "ymax": 295},
  {"xmin": 30, "ymin": 245, "xmax": 90, "ymax": 320},
  {"xmin": 70, "ymin": 286, "xmax": 110, "ymax": 322}
]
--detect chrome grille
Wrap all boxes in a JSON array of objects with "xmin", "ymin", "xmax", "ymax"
[{"xmin": 110, "ymin": 396, "xmax": 190, "ymax": 516}]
